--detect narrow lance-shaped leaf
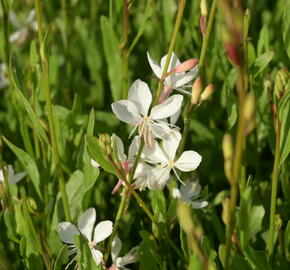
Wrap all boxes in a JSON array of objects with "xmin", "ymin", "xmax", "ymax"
[{"xmin": 3, "ymin": 136, "xmax": 43, "ymax": 200}]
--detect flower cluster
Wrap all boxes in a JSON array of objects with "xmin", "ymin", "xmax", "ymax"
[{"xmin": 110, "ymin": 52, "xmax": 203, "ymax": 191}]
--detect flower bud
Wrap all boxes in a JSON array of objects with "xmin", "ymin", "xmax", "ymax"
[
  {"xmin": 222, "ymin": 134, "xmax": 233, "ymax": 181},
  {"xmin": 200, "ymin": 15, "xmax": 207, "ymax": 37},
  {"xmin": 191, "ymin": 77, "xmax": 202, "ymax": 106},
  {"xmin": 243, "ymin": 92, "xmax": 255, "ymax": 135},
  {"xmin": 222, "ymin": 198, "xmax": 230, "ymax": 226},
  {"xmin": 274, "ymin": 68, "xmax": 289, "ymax": 100},
  {"xmin": 200, "ymin": 0, "xmax": 208, "ymax": 17},
  {"xmin": 163, "ymin": 59, "xmax": 199, "ymax": 80},
  {"xmin": 98, "ymin": 133, "xmax": 112, "ymax": 156},
  {"xmin": 200, "ymin": 84, "xmax": 214, "ymax": 101}
]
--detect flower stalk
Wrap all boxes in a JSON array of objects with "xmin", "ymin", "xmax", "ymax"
[
  {"xmin": 34, "ymin": 0, "xmax": 71, "ymax": 221},
  {"xmin": 268, "ymin": 119, "xmax": 281, "ymax": 256},
  {"xmin": 154, "ymin": 0, "xmax": 187, "ymax": 104},
  {"xmin": 1, "ymin": 0, "xmax": 10, "ymax": 70}
]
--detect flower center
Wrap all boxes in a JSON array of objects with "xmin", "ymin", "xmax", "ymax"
[{"xmin": 167, "ymin": 160, "xmax": 174, "ymax": 168}]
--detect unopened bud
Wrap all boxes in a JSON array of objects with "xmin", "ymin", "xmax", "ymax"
[
  {"xmin": 222, "ymin": 134, "xmax": 233, "ymax": 181},
  {"xmin": 275, "ymin": 214, "xmax": 282, "ymax": 230},
  {"xmin": 164, "ymin": 59, "xmax": 198, "ymax": 79},
  {"xmin": 200, "ymin": 0, "xmax": 208, "ymax": 17},
  {"xmin": 191, "ymin": 77, "xmax": 202, "ymax": 106},
  {"xmin": 98, "ymin": 133, "xmax": 111, "ymax": 156},
  {"xmin": 200, "ymin": 15, "xmax": 207, "ymax": 37},
  {"xmin": 274, "ymin": 68, "xmax": 289, "ymax": 100},
  {"xmin": 200, "ymin": 84, "xmax": 214, "ymax": 101},
  {"xmin": 222, "ymin": 198, "xmax": 230, "ymax": 226},
  {"xmin": 243, "ymin": 92, "xmax": 255, "ymax": 135},
  {"xmin": 177, "ymin": 202, "xmax": 194, "ymax": 235}
]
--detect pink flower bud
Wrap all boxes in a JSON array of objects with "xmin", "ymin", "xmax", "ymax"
[
  {"xmin": 200, "ymin": 16, "xmax": 206, "ymax": 37},
  {"xmin": 191, "ymin": 77, "xmax": 202, "ymax": 106},
  {"xmin": 173, "ymin": 58, "xmax": 199, "ymax": 73},
  {"xmin": 200, "ymin": 84, "xmax": 214, "ymax": 101}
]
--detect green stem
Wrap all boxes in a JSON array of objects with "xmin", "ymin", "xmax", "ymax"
[
  {"xmin": 60, "ymin": 0, "xmax": 69, "ymax": 47},
  {"xmin": 34, "ymin": 0, "xmax": 71, "ymax": 221},
  {"xmin": 178, "ymin": 0, "xmax": 217, "ymax": 154},
  {"xmin": 104, "ymin": 188, "xmax": 129, "ymax": 263},
  {"xmin": 224, "ymin": 69, "xmax": 246, "ymax": 269},
  {"xmin": 268, "ymin": 120, "xmax": 281, "ymax": 256},
  {"xmin": 110, "ymin": 156, "xmax": 185, "ymax": 261},
  {"xmin": 153, "ymin": 0, "xmax": 187, "ymax": 105},
  {"xmin": 198, "ymin": 0, "xmax": 217, "ymax": 77},
  {"xmin": 1, "ymin": 0, "xmax": 10, "ymax": 70}
]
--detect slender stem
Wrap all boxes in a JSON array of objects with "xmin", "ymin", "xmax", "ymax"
[
  {"xmin": 1, "ymin": 0, "xmax": 10, "ymax": 70},
  {"xmin": 129, "ymin": 140, "xmax": 145, "ymax": 182},
  {"xmin": 34, "ymin": 0, "xmax": 71, "ymax": 221},
  {"xmin": 121, "ymin": 0, "xmax": 130, "ymax": 99},
  {"xmin": 153, "ymin": 0, "xmax": 187, "ymax": 104},
  {"xmin": 198, "ymin": 0, "xmax": 217, "ymax": 77},
  {"xmin": 60, "ymin": 0, "xmax": 69, "ymax": 47},
  {"xmin": 110, "ymin": 156, "xmax": 185, "ymax": 261},
  {"xmin": 178, "ymin": 0, "xmax": 217, "ymax": 154},
  {"xmin": 224, "ymin": 69, "xmax": 246, "ymax": 268},
  {"xmin": 268, "ymin": 120, "xmax": 281, "ymax": 256},
  {"xmin": 104, "ymin": 188, "xmax": 129, "ymax": 263}
]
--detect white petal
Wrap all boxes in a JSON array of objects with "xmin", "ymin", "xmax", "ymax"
[
  {"xmin": 77, "ymin": 208, "xmax": 96, "ymax": 241},
  {"xmin": 9, "ymin": 171, "xmax": 26, "ymax": 185},
  {"xmin": 111, "ymin": 134, "xmax": 126, "ymax": 162},
  {"xmin": 179, "ymin": 181, "xmax": 201, "ymax": 201},
  {"xmin": 150, "ymin": 94, "xmax": 183, "ymax": 120},
  {"xmin": 91, "ymin": 159, "xmax": 100, "ymax": 168},
  {"xmin": 147, "ymin": 167, "xmax": 171, "ymax": 190},
  {"xmin": 111, "ymin": 100, "xmax": 142, "ymax": 126},
  {"xmin": 150, "ymin": 122, "xmax": 172, "ymax": 140},
  {"xmin": 172, "ymin": 187, "xmax": 181, "ymax": 199},
  {"xmin": 174, "ymin": 66, "xmax": 198, "ymax": 88},
  {"xmin": 90, "ymin": 248, "xmax": 103, "ymax": 266},
  {"xmin": 170, "ymin": 107, "xmax": 181, "ymax": 125},
  {"xmin": 58, "ymin": 222, "xmax": 80, "ymax": 244},
  {"xmin": 175, "ymin": 151, "xmax": 202, "ymax": 172},
  {"xmin": 160, "ymin": 52, "xmax": 181, "ymax": 73},
  {"xmin": 111, "ymin": 236, "xmax": 122, "ymax": 264},
  {"xmin": 128, "ymin": 136, "xmax": 139, "ymax": 162},
  {"xmin": 162, "ymin": 131, "xmax": 181, "ymax": 161},
  {"xmin": 147, "ymin": 52, "xmax": 162, "ymax": 78},
  {"xmin": 191, "ymin": 201, "xmax": 209, "ymax": 209},
  {"xmin": 93, "ymin": 220, "xmax": 113, "ymax": 244},
  {"xmin": 0, "ymin": 169, "xmax": 4, "ymax": 182},
  {"xmin": 143, "ymin": 140, "xmax": 168, "ymax": 164},
  {"xmin": 116, "ymin": 246, "xmax": 139, "ymax": 267},
  {"xmin": 128, "ymin": 79, "xmax": 152, "ymax": 116}
]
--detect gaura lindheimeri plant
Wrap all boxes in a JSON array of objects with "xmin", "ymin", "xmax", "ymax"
[
  {"xmin": 58, "ymin": 208, "xmax": 113, "ymax": 267},
  {"xmin": 173, "ymin": 180, "xmax": 208, "ymax": 209},
  {"xmin": 109, "ymin": 236, "xmax": 139, "ymax": 270},
  {"xmin": 0, "ymin": 164, "xmax": 26, "ymax": 185},
  {"xmin": 111, "ymin": 79, "xmax": 183, "ymax": 147},
  {"xmin": 147, "ymin": 51, "xmax": 198, "ymax": 103},
  {"xmin": 135, "ymin": 131, "xmax": 202, "ymax": 190}
]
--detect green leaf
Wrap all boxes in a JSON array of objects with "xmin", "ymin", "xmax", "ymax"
[
  {"xmin": 10, "ymin": 54, "xmax": 49, "ymax": 144},
  {"xmin": 128, "ymin": 1, "xmax": 153, "ymax": 53},
  {"xmin": 100, "ymin": 16, "xmax": 122, "ymax": 101},
  {"xmin": 278, "ymin": 91, "xmax": 290, "ymax": 165},
  {"xmin": 282, "ymin": 0, "xmax": 290, "ymax": 59},
  {"xmin": 86, "ymin": 135, "xmax": 119, "ymax": 177},
  {"xmin": 188, "ymin": 254, "xmax": 204, "ymax": 270},
  {"xmin": 54, "ymin": 245, "xmax": 69, "ymax": 270},
  {"xmin": 285, "ymin": 220, "xmax": 290, "ymax": 260},
  {"xmin": 251, "ymin": 51, "xmax": 274, "ymax": 78},
  {"xmin": 3, "ymin": 137, "xmax": 42, "ymax": 200},
  {"xmin": 75, "ymin": 234, "xmax": 96, "ymax": 270},
  {"xmin": 244, "ymin": 246, "xmax": 271, "ymax": 270},
  {"xmin": 139, "ymin": 230, "xmax": 161, "ymax": 270}
]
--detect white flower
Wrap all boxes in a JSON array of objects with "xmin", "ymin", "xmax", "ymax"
[
  {"xmin": 109, "ymin": 236, "xmax": 139, "ymax": 270},
  {"xmin": 58, "ymin": 208, "xmax": 113, "ymax": 267},
  {"xmin": 173, "ymin": 181, "xmax": 208, "ymax": 209},
  {"xmin": 147, "ymin": 51, "xmax": 198, "ymax": 102},
  {"xmin": 9, "ymin": 9, "xmax": 38, "ymax": 45},
  {"xmin": 111, "ymin": 79, "xmax": 183, "ymax": 147},
  {"xmin": 0, "ymin": 165, "xmax": 26, "ymax": 185},
  {"xmin": 141, "ymin": 132, "xmax": 202, "ymax": 190},
  {"xmin": 0, "ymin": 63, "xmax": 9, "ymax": 89}
]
